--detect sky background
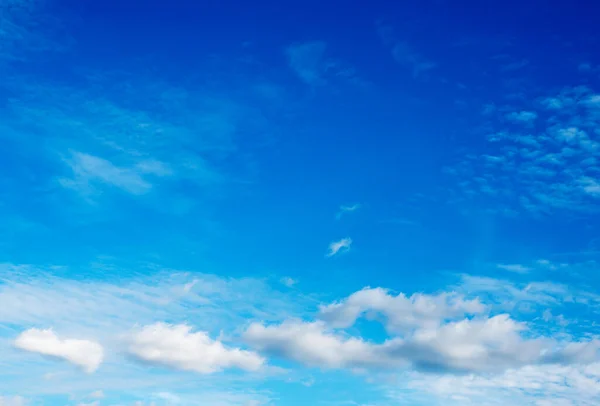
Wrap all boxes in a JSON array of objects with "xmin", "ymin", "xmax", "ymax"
[{"xmin": 1, "ymin": 0, "xmax": 600, "ymax": 405}]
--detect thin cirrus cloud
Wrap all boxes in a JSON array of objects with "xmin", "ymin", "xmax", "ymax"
[
  {"xmin": 326, "ymin": 238, "xmax": 352, "ymax": 257},
  {"xmin": 335, "ymin": 203, "xmax": 361, "ymax": 220},
  {"xmin": 496, "ymin": 263, "xmax": 531, "ymax": 274},
  {"xmin": 0, "ymin": 396, "xmax": 26, "ymax": 406},
  {"xmin": 377, "ymin": 22, "xmax": 436, "ymax": 78},
  {"xmin": 13, "ymin": 328, "xmax": 104, "ymax": 373},
  {"xmin": 285, "ymin": 41, "xmax": 363, "ymax": 87},
  {"xmin": 505, "ymin": 110, "xmax": 538, "ymax": 124},
  {"xmin": 126, "ymin": 323, "xmax": 265, "ymax": 374},
  {"xmin": 58, "ymin": 151, "xmax": 159, "ymax": 196}
]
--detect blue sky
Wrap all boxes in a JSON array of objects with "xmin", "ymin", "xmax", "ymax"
[{"xmin": 1, "ymin": 0, "xmax": 600, "ymax": 405}]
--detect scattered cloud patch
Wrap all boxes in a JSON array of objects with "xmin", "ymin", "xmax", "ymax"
[
  {"xmin": 14, "ymin": 328, "xmax": 103, "ymax": 373},
  {"xmin": 447, "ymin": 86, "xmax": 600, "ymax": 214},
  {"xmin": 326, "ymin": 238, "xmax": 352, "ymax": 257}
]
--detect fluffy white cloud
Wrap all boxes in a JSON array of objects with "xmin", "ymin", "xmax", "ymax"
[
  {"xmin": 326, "ymin": 238, "xmax": 352, "ymax": 257},
  {"xmin": 245, "ymin": 320, "xmax": 386, "ymax": 369},
  {"xmin": 14, "ymin": 328, "xmax": 103, "ymax": 373},
  {"xmin": 127, "ymin": 323, "xmax": 264, "ymax": 374},
  {"xmin": 246, "ymin": 286, "xmax": 600, "ymax": 374},
  {"xmin": 319, "ymin": 287, "xmax": 485, "ymax": 332}
]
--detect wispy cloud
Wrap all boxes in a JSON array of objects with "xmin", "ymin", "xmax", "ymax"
[
  {"xmin": 335, "ymin": 203, "xmax": 361, "ymax": 220},
  {"xmin": 505, "ymin": 110, "xmax": 537, "ymax": 124},
  {"xmin": 58, "ymin": 151, "xmax": 158, "ymax": 196},
  {"xmin": 286, "ymin": 41, "xmax": 327, "ymax": 86},
  {"xmin": 285, "ymin": 41, "xmax": 363, "ymax": 87},
  {"xmin": 326, "ymin": 238, "xmax": 352, "ymax": 257},
  {"xmin": 496, "ymin": 263, "xmax": 531, "ymax": 274},
  {"xmin": 280, "ymin": 277, "xmax": 297, "ymax": 288},
  {"xmin": 377, "ymin": 22, "xmax": 436, "ymax": 78},
  {"xmin": 0, "ymin": 396, "xmax": 26, "ymax": 406}
]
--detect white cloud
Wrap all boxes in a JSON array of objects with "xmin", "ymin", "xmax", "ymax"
[
  {"xmin": 497, "ymin": 263, "xmax": 531, "ymax": 274},
  {"xmin": 245, "ymin": 314, "xmax": 599, "ymax": 374},
  {"xmin": 336, "ymin": 203, "xmax": 361, "ymax": 219},
  {"xmin": 59, "ymin": 151, "xmax": 154, "ymax": 196},
  {"xmin": 319, "ymin": 287, "xmax": 485, "ymax": 332},
  {"xmin": 14, "ymin": 328, "xmax": 103, "ymax": 373},
  {"xmin": 127, "ymin": 323, "xmax": 264, "ymax": 374},
  {"xmin": 0, "ymin": 396, "xmax": 26, "ymax": 406},
  {"xmin": 391, "ymin": 42, "xmax": 436, "ymax": 77},
  {"xmin": 0, "ymin": 263, "xmax": 307, "ymax": 398},
  {"xmin": 244, "ymin": 320, "xmax": 383, "ymax": 369},
  {"xmin": 448, "ymin": 86, "xmax": 600, "ymax": 214},
  {"xmin": 279, "ymin": 277, "xmax": 297, "ymax": 287},
  {"xmin": 285, "ymin": 41, "xmax": 361, "ymax": 87},
  {"xmin": 286, "ymin": 41, "xmax": 327, "ymax": 86},
  {"xmin": 89, "ymin": 390, "xmax": 104, "ymax": 399},
  {"xmin": 397, "ymin": 362, "xmax": 600, "ymax": 405},
  {"xmin": 326, "ymin": 238, "xmax": 352, "ymax": 257},
  {"xmin": 506, "ymin": 110, "xmax": 538, "ymax": 124}
]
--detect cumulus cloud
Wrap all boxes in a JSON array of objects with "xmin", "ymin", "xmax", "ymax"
[
  {"xmin": 14, "ymin": 328, "xmax": 103, "ymax": 373},
  {"xmin": 127, "ymin": 323, "xmax": 264, "ymax": 374},
  {"xmin": 245, "ymin": 281, "xmax": 600, "ymax": 375},
  {"xmin": 326, "ymin": 238, "xmax": 352, "ymax": 257},
  {"xmin": 319, "ymin": 287, "xmax": 485, "ymax": 332},
  {"xmin": 245, "ymin": 314, "xmax": 599, "ymax": 374},
  {"xmin": 244, "ymin": 314, "xmax": 598, "ymax": 373},
  {"xmin": 245, "ymin": 320, "xmax": 387, "ymax": 369}
]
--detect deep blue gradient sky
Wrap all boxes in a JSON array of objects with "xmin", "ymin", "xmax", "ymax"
[{"xmin": 1, "ymin": 1, "xmax": 600, "ymax": 405}]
